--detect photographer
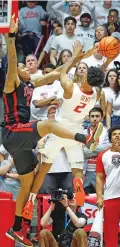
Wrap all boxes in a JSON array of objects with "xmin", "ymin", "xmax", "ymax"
[{"xmin": 39, "ymin": 192, "xmax": 88, "ymax": 247}]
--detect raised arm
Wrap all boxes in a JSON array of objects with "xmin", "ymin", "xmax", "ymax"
[
  {"xmin": 4, "ymin": 15, "xmax": 20, "ymax": 93},
  {"xmin": 60, "ymin": 41, "xmax": 96, "ymax": 94},
  {"xmin": 34, "ymin": 43, "xmax": 96, "ymax": 88}
]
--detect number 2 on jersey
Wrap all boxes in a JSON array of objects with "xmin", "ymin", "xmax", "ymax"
[{"xmin": 74, "ymin": 102, "xmax": 87, "ymax": 113}]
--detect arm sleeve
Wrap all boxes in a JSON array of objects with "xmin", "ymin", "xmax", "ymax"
[
  {"xmin": 51, "ymin": 36, "xmax": 59, "ymax": 50},
  {"xmin": 44, "ymin": 35, "xmax": 54, "ymax": 53},
  {"xmin": 52, "ymin": 1, "xmax": 65, "ymax": 22},
  {"xmin": 39, "ymin": 6, "xmax": 46, "ymax": 20},
  {"xmin": 18, "ymin": 9, "xmax": 25, "ymax": 32},
  {"xmin": 96, "ymin": 152, "xmax": 105, "ymax": 173},
  {"xmin": 107, "ymin": 95, "xmax": 113, "ymax": 103}
]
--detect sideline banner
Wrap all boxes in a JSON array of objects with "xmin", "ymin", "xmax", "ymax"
[{"xmin": 88, "ymin": 208, "xmax": 103, "ymax": 247}]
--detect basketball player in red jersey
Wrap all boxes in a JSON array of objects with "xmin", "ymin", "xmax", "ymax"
[{"xmin": 3, "ymin": 16, "xmax": 104, "ymax": 247}]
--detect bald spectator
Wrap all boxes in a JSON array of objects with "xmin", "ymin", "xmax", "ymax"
[{"xmin": 25, "ymin": 54, "xmax": 42, "ymax": 83}]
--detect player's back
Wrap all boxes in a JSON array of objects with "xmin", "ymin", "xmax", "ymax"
[
  {"xmin": 57, "ymin": 83, "xmax": 96, "ymax": 126},
  {"xmin": 3, "ymin": 81, "xmax": 34, "ymax": 125}
]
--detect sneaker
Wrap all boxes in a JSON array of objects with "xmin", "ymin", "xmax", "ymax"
[
  {"xmin": 6, "ymin": 228, "xmax": 33, "ymax": 247},
  {"xmin": 86, "ymin": 122, "xmax": 103, "ymax": 151},
  {"xmin": 31, "ymin": 234, "xmax": 39, "ymax": 243},
  {"xmin": 22, "ymin": 200, "xmax": 33, "ymax": 220},
  {"xmin": 73, "ymin": 177, "xmax": 85, "ymax": 206}
]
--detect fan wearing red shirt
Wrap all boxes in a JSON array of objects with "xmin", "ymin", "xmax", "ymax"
[{"xmin": 96, "ymin": 126, "xmax": 120, "ymax": 247}]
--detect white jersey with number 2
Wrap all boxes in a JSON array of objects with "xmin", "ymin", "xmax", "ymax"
[{"xmin": 57, "ymin": 83, "xmax": 97, "ymax": 127}]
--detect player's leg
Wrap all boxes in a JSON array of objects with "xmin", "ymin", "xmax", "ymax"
[
  {"xmin": 37, "ymin": 120, "xmax": 104, "ymax": 151},
  {"xmin": 6, "ymin": 150, "xmax": 38, "ymax": 247},
  {"xmin": 66, "ymin": 145, "xmax": 85, "ymax": 206},
  {"xmin": 22, "ymin": 134, "xmax": 62, "ymax": 220}
]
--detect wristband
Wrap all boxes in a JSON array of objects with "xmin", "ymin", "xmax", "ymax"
[
  {"xmin": 65, "ymin": 206, "xmax": 69, "ymax": 209},
  {"xmin": 8, "ymin": 33, "xmax": 16, "ymax": 38}
]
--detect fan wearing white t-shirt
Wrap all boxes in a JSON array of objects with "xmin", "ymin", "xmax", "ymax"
[
  {"xmin": 96, "ymin": 126, "xmax": 120, "ymax": 247},
  {"xmin": 50, "ymin": 16, "xmax": 84, "ymax": 66},
  {"xmin": 30, "ymin": 64, "xmax": 64, "ymax": 120},
  {"xmin": 52, "ymin": 0, "xmax": 89, "ymax": 27},
  {"xmin": 81, "ymin": 42, "xmax": 107, "ymax": 68},
  {"xmin": 83, "ymin": 107, "xmax": 109, "ymax": 193},
  {"xmin": 75, "ymin": 11, "xmax": 95, "ymax": 52}
]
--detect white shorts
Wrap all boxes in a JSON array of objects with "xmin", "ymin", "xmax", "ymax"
[{"xmin": 39, "ymin": 134, "xmax": 84, "ymax": 168}]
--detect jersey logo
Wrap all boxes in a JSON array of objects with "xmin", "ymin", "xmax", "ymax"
[
  {"xmin": 24, "ymin": 86, "xmax": 33, "ymax": 106},
  {"xmin": 112, "ymin": 155, "xmax": 120, "ymax": 168}
]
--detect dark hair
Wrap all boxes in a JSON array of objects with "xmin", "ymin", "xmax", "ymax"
[
  {"xmin": 43, "ymin": 63, "xmax": 56, "ymax": 70},
  {"xmin": 104, "ymin": 69, "xmax": 120, "ymax": 96},
  {"xmin": 108, "ymin": 126, "xmax": 120, "ymax": 142},
  {"xmin": 52, "ymin": 20, "xmax": 62, "ymax": 29},
  {"xmin": 89, "ymin": 107, "xmax": 103, "ymax": 117},
  {"xmin": 64, "ymin": 16, "xmax": 77, "ymax": 26},
  {"xmin": 57, "ymin": 49, "xmax": 72, "ymax": 66},
  {"xmin": 87, "ymin": 67, "xmax": 105, "ymax": 87},
  {"xmin": 109, "ymin": 9, "xmax": 119, "ymax": 16}
]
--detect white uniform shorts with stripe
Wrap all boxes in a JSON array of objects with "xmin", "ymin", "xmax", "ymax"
[{"xmin": 39, "ymin": 128, "xmax": 84, "ymax": 169}]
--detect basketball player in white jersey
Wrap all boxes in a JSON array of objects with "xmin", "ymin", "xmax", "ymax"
[{"xmin": 21, "ymin": 41, "xmax": 105, "ymax": 221}]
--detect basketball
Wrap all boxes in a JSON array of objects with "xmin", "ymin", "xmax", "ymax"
[{"xmin": 99, "ymin": 36, "xmax": 120, "ymax": 58}]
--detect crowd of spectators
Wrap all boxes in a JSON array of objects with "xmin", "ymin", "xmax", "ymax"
[{"xmin": 0, "ymin": 0, "xmax": 120, "ymax": 245}]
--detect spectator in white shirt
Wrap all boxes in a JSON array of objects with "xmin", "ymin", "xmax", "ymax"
[
  {"xmin": 57, "ymin": 49, "xmax": 75, "ymax": 80},
  {"xmin": 84, "ymin": 0, "xmax": 120, "ymax": 27},
  {"xmin": 102, "ymin": 68, "xmax": 118, "ymax": 105},
  {"xmin": 38, "ymin": 21, "xmax": 63, "ymax": 67},
  {"xmin": 75, "ymin": 10, "xmax": 95, "ymax": 52},
  {"xmin": 30, "ymin": 63, "xmax": 63, "ymax": 121},
  {"xmin": 81, "ymin": 42, "xmax": 107, "ymax": 68},
  {"xmin": 106, "ymin": 71, "xmax": 120, "ymax": 128},
  {"xmin": 52, "ymin": 0, "xmax": 88, "ymax": 27},
  {"xmin": 50, "ymin": 16, "xmax": 83, "ymax": 65}
]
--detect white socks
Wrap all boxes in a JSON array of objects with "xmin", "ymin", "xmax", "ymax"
[{"xmin": 28, "ymin": 193, "xmax": 37, "ymax": 205}]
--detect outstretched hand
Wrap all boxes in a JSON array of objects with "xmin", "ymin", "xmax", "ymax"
[
  {"xmin": 9, "ymin": 14, "xmax": 18, "ymax": 33},
  {"xmin": 73, "ymin": 41, "xmax": 83, "ymax": 57},
  {"xmin": 82, "ymin": 45, "xmax": 98, "ymax": 59}
]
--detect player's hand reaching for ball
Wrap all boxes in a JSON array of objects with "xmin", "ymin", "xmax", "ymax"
[{"xmin": 9, "ymin": 14, "xmax": 18, "ymax": 33}]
